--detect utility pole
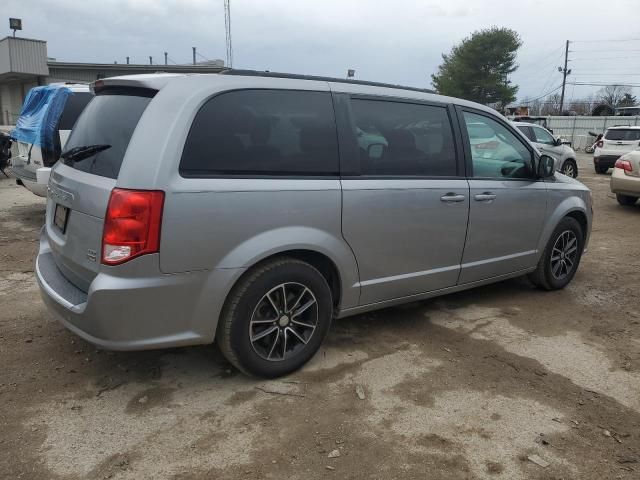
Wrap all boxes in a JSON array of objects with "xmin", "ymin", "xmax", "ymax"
[
  {"xmin": 224, "ymin": 0, "xmax": 233, "ymax": 68},
  {"xmin": 149, "ymin": 56, "xmax": 153, "ymax": 65},
  {"xmin": 164, "ymin": 52, "xmax": 168, "ymax": 65},
  {"xmin": 558, "ymin": 40, "xmax": 572, "ymax": 114},
  {"xmin": 192, "ymin": 47, "xmax": 196, "ymax": 65}
]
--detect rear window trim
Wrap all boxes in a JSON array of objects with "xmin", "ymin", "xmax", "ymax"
[{"xmin": 178, "ymin": 88, "xmax": 341, "ymax": 179}]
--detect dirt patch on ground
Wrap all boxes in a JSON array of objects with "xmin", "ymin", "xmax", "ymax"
[{"xmin": 1, "ymin": 154, "xmax": 639, "ymax": 479}]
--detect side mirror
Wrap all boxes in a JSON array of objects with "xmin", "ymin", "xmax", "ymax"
[
  {"xmin": 554, "ymin": 137, "xmax": 563, "ymax": 147},
  {"xmin": 536, "ymin": 154, "xmax": 555, "ymax": 178}
]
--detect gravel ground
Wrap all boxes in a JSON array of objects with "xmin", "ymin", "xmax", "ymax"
[{"xmin": 1, "ymin": 152, "xmax": 639, "ymax": 480}]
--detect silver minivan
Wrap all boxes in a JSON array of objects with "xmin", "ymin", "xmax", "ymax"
[{"xmin": 36, "ymin": 72, "xmax": 592, "ymax": 377}]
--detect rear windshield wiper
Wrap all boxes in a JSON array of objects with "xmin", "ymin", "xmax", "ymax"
[{"xmin": 61, "ymin": 144, "xmax": 111, "ymax": 164}]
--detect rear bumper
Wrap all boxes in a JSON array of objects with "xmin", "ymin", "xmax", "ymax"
[
  {"xmin": 9, "ymin": 160, "xmax": 49, "ymax": 197},
  {"xmin": 610, "ymin": 168, "xmax": 640, "ymax": 198},
  {"xmin": 594, "ymin": 155, "xmax": 620, "ymax": 169},
  {"xmin": 36, "ymin": 229, "xmax": 244, "ymax": 350}
]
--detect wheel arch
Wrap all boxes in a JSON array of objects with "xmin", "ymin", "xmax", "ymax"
[
  {"xmin": 536, "ymin": 195, "xmax": 591, "ymax": 258},
  {"xmin": 213, "ymin": 226, "xmax": 360, "ymax": 311}
]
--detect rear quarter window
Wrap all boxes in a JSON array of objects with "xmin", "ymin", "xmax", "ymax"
[
  {"xmin": 180, "ymin": 89, "xmax": 339, "ymax": 176},
  {"xmin": 605, "ymin": 129, "xmax": 640, "ymax": 141}
]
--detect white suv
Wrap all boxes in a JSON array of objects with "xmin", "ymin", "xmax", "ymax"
[
  {"xmin": 594, "ymin": 126, "xmax": 640, "ymax": 174},
  {"xmin": 10, "ymin": 84, "xmax": 92, "ymax": 196}
]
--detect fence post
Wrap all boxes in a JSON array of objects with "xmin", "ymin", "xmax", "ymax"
[
  {"xmin": 571, "ymin": 115, "xmax": 577, "ymax": 147},
  {"xmin": 635, "ymin": 116, "xmax": 638, "ymax": 126},
  {"xmin": 602, "ymin": 116, "xmax": 607, "ymax": 132}
]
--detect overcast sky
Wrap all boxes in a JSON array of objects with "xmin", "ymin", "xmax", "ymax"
[{"xmin": 6, "ymin": 0, "xmax": 640, "ymax": 103}]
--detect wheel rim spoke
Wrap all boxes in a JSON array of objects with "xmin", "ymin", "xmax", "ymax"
[
  {"xmin": 266, "ymin": 291, "xmax": 280, "ymax": 315},
  {"xmin": 267, "ymin": 328, "xmax": 280, "ymax": 360},
  {"xmin": 289, "ymin": 287, "xmax": 309, "ymax": 314},
  {"xmin": 281, "ymin": 284, "xmax": 288, "ymax": 313},
  {"xmin": 287, "ymin": 326, "xmax": 309, "ymax": 345},
  {"xmin": 281, "ymin": 329, "xmax": 288, "ymax": 360},
  {"xmin": 292, "ymin": 298, "xmax": 316, "ymax": 319},
  {"xmin": 291, "ymin": 318, "xmax": 315, "ymax": 329},
  {"xmin": 252, "ymin": 325, "xmax": 278, "ymax": 343}
]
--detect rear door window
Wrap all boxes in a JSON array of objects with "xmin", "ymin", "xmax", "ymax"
[
  {"xmin": 605, "ymin": 129, "xmax": 640, "ymax": 141},
  {"xmin": 180, "ymin": 90, "xmax": 339, "ymax": 176},
  {"xmin": 58, "ymin": 92, "xmax": 93, "ymax": 130},
  {"xmin": 516, "ymin": 125, "xmax": 535, "ymax": 142},
  {"xmin": 62, "ymin": 91, "xmax": 153, "ymax": 179},
  {"xmin": 350, "ymin": 99, "xmax": 457, "ymax": 176}
]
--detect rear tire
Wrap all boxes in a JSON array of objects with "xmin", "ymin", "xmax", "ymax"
[
  {"xmin": 595, "ymin": 165, "xmax": 608, "ymax": 174},
  {"xmin": 616, "ymin": 194, "xmax": 638, "ymax": 206},
  {"xmin": 561, "ymin": 159, "xmax": 578, "ymax": 178},
  {"xmin": 216, "ymin": 258, "xmax": 333, "ymax": 378},
  {"xmin": 528, "ymin": 217, "xmax": 584, "ymax": 291}
]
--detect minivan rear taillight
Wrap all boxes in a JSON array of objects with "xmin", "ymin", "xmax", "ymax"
[{"xmin": 102, "ymin": 188, "xmax": 164, "ymax": 265}]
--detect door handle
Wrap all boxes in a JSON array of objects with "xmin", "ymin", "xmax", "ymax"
[
  {"xmin": 474, "ymin": 192, "xmax": 497, "ymax": 202},
  {"xmin": 440, "ymin": 193, "xmax": 466, "ymax": 203}
]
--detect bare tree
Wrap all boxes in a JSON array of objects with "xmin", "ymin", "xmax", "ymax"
[
  {"xmin": 597, "ymin": 85, "xmax": 633, "ymax": 109},
  {"xmin": 568, "ymin": 94, "xmax": 596, "ymax": 115},
  {"xmin": 540, "ymin": 93, "xmax": 562, "ymax": 115}
]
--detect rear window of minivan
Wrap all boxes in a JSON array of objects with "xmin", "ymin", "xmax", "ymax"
[
  {"xmin": 62, "ymin": 91, "xmax": 153, "ymax": 179},
  {"xmin": 605, "ymin": 129, "xmax": 640, "ymax": 141}
]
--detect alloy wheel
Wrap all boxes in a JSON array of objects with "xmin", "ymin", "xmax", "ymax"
[
  {"xmin": 562, "ymin": 163, "xmax": 576, "ymax": 178},
  {"xmin": 249, "ymin": 282, "xmax": 318, "ymax": 361},
  {"xmin": 550, "ymin": 230, "xmax": 578, "ymax": 280}
]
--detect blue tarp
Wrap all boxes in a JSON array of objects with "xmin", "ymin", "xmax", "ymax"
[{"xmin": 10, "ymin": 85, "xmax": 72, "ymax": 149}]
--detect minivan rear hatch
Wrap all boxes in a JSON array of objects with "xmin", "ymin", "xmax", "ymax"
[{"xmin": 45, "ymin": 87, "xmax": 154, "ymax": 291}]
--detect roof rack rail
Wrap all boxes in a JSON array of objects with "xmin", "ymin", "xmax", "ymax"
[{"xmin": 219, "ymin": 69, "xmax": 436, "ymax": 95}]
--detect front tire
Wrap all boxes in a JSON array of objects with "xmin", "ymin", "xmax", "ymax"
[
  {"xmin": 216, "ymin": 258, "xmax": 333, "ymax": 378},
  {"xmin": 561, "ymin": 160, "xmax": 578, "ymax": 178},
  {"xmin": 528, "ymin": 217, "xmax": 584, "ymax": 291},
  {"xmin": 616, "ymin": 194, "xmax": 638, "ymax": 206}
]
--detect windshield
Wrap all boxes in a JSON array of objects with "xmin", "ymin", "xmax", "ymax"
[
  {"xmin": 63, "ymin": 93, "xmax": 152, "ymax": 179},
  {"xmin": 605, "ymin": 129, "xmax": 640, "ymax": 141}
]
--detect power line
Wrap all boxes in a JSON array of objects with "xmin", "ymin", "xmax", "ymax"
[
  {"xmin": 572, "ymin": 73, "xmax": 640, "ymax": 76},
  {"xmin": 517, "ymin": 45, "xmax": 564, "ymax": 72},
  {"xmin": 568, "ymin": 82, "xmax": 640, "ymax": 87},
  {"xmin": 571, "ymin": 38, "xmax": 640, "ymax": 43},
  {"xmin": 569, "ymin": 49, "xmax": 640, "ymax": 53},
  {"xmin": 570, "ymin": 55, "xmax": 640, "ymax": 61},
  {"xmin": 519, "ymin": 84, "xmax": 563, "ymax": 104}
]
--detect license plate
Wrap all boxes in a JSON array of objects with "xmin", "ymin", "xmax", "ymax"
[{"xmin": 54, "ymin": 204, "xmax": 69, "ymax": 233}]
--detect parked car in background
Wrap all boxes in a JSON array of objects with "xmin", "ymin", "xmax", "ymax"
[
  {"xmin": 610, "ymin": 151, "xmax": 640, "ymax": 206},
  {"xmin": 594, "ymin": 126, "xmax": 640, "ymax": 174},
  {"xmin": 10, "ymin": 84, "xmax": 92, "ymax": 196},
  {"xmin": 512, "ymin": 116, "xmax": 552, "ymax": 133},
  {"xmin": 513, "ymin": 121, "xmax": 579, "ymax": 178},
  {"xmin": 37, "ymin": 72, "xmax": 592, "ymax": 378}
]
